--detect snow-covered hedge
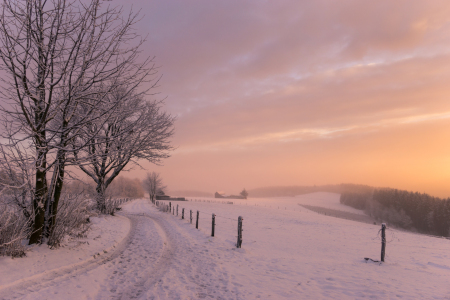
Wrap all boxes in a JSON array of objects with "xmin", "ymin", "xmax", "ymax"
[{"xmin": 0, "ymin": 207, "xmax": 30, "ymax": 257}]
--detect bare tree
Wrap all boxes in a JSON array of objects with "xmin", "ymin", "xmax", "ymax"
[
  {"xmin": 0, "ymin": 0, "xmax": 156, "ymax": 244},
  {"xmin": 73, "ymin": 88, "xmax": 174, "ymax": 212},
  {"xmin": 0, "ymin": 131, "xmax": 35, "ymax": 222},
  {"xmin": 142, "ymin": 172, "xmax": 166, "ymax": 203}
]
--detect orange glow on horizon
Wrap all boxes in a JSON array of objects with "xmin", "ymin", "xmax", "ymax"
[{"xmin": 106, "ymin": 1, "xmax": 450, "ymax": 198}]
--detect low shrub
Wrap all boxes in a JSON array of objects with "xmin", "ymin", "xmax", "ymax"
[
  {"xmin": 0, "ymin": 207, "xmax": 31, "ymax": 257},
  {"xmin": 47, "ymin": 195, "xmax": 91, "ymax": 248}
]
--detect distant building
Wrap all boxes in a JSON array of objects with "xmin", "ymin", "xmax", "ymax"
[
  {"xmin": 214, "ymin": 192, "xmax": 246, "ymax": 199},
  {"xmin": 156, "ymin": 195, "xmax": 186, "ymax": 201}
]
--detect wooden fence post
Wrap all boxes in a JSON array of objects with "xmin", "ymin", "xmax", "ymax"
[
  {"xmin": 182, "ymin": 208, "xmax": 185, "ymax": 219},
  {"xmin": 177, "ymin": 205, "xmax": 179, "ymax": 216},
  {"xmin": 190, "ymin": 210, "xmax": 193, "ymax": 224},
  {"xmin": 211, "ymin": 214, "xmax": 215, "ymax": 237},
  {"xmin": 237, "ymin": 216, "xmax": 243, "ymax": 248},
  {"xmin": 381, "ymin": 223, "xmax": 386, "ymax": 262},
  {"xmin": 169, "ymin": 202, "xmax": 171, "ymax": 212},
  {"xmin": 196, "ymin": 211, "xmax": 199, "ymax": 229}
]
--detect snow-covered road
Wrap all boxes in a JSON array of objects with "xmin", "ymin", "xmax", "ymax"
[{"xmin": 0, "ymin": 199, "xmax": 233, "ymax": 300}]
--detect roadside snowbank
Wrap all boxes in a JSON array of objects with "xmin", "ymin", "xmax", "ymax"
[{"xmin": 0, "ymin": 214, "xmax": 130, "ymax": 287}]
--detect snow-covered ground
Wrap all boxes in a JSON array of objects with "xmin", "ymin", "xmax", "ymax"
[
  {"xmin": 295, "ymin": 192, "xmax": 367, "ymax": 215},
  {"xmin": 1, "ymin": 193, "xmax": 449, "ymax": 299},
  {"xmin": 0, "ymin": 214, "xmax": 130, "ymax": 287}
]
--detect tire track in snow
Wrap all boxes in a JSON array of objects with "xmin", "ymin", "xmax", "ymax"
[
  {"xmin": 136, "ymin": 201, "xmax": 235, "ymax": 299},
  {"xmin": 100, "ymin": 204, "xmax": 176, "ymax": 299},
  {"xmin": 106, "ymin": 199, "xmax": 233, "ymax": 299}
]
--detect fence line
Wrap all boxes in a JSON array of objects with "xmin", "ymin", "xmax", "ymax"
[
  {"xmin": 154, "ymin": 199, "xmax": 449, "ymax": 255},
  {"xmin": 154, "ymin": 199, "xmax": 243, "ymax": 248}
]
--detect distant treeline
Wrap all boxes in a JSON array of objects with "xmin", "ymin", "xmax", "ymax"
[
  {"xmin": 340, "ymin": 189, "xmax": 450, "ymax": 237},
  {"xmin": 248, "ymin": 184, "xmax": 373, "ymax": 198},
  {"xmin": 62, "ymin": 177, "xmax": 144, "ymax": 199}
]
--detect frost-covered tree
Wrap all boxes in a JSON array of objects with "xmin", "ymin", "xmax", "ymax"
[
  {"xmin": 341, "ymin": 188, "xmax": 450, "ymax": 237},
  {"xmin": 0, "ymin": 0, "xmax": 156, "ymax": 244},
  {"xmin": 73, "ymin": 89, "xmax": 174, "ymax": 212},
  {"xmin": 142, "ymin": 172, "xmax": 167, "ymax": 203}
]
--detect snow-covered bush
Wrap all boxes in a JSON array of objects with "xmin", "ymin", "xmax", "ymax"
[
  {"xmin": 47, "ymin": 195, "xmax": 91, "ymax": 249},
  {"xmin": 157, "ymin": 203, "xmax": 170, "ymax": 212},
  {"xmin": 100, "ymin": 197, "xmax": 130, "ymax": 216},
  {"xmin": 0, "ymin": 207, "xmax": 30, "ymax": 257}
]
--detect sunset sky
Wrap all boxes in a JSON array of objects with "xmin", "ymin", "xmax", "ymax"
[{"xmin": 118, "ymin": 0, "xmax": 450, "ymax": 197}]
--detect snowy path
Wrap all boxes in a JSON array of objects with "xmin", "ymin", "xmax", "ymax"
[{"xmin": 0, "ymin": 199, "xmax": 232, "ymax": 300}]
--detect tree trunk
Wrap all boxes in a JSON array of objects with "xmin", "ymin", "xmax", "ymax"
[
  {"xmin": 48, "ymin": 150, "xmax": 66, "ymax": 239},
  {"xmin": 29, "ymin": 144, "xmax": 48, "ymax": 244},
  {"xmin": 96, "ymin": 182, "xmax": 107, "ymax": 213},
  {"xmin": 28, "ymin": 12, "xmax": 48, "ymax": 244}
]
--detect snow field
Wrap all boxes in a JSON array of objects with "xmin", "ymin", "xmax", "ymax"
[
  {"xmin": 0, "ymin": 193, "xmax": 449, "ymax": 299},
  {"xmin": 167, "ymin": 193, "xmax": 450, "ymax": 299}
]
